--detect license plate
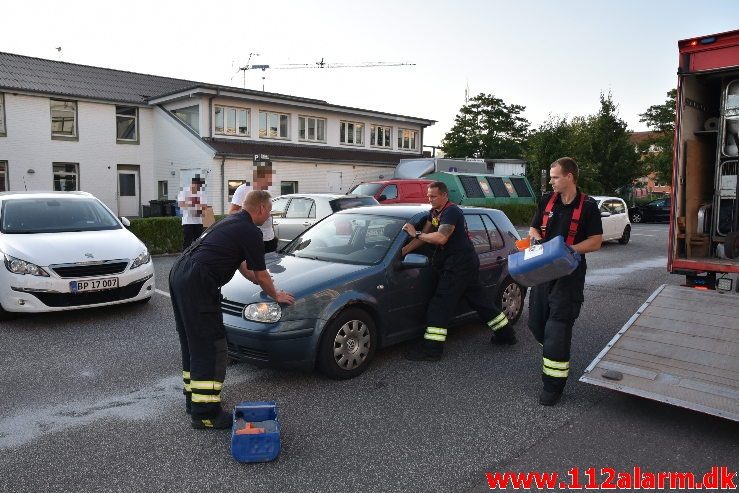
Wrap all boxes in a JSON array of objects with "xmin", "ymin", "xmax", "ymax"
[{"xmin": 69, "ymin": 277, "xmax": 119, "ymax": 293}]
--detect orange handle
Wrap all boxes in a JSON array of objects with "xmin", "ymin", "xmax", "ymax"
[{"xmin": 515, "ymin": 237, "xmax": 531, "ymax": 251}]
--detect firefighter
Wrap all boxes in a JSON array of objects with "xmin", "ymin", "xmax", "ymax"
[
  {"xmin": 528, "ymin": 157, "xmax": 602, "ymax": 405},
  {"xmin": 401, "ymin": 181, "xmax": 516, "ymax": 361},
  {"xmin": 169, "ymin": 190, "xmax": 294, "ymax": 429}
]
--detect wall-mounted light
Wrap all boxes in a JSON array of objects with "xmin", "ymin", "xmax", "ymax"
[
  {"xmin": 170, "ymin": 171, "xmax": 176, "ymax": 176},
  {"xmin": 26, "ymin": 169, "xmax": 35, "ymax": 174}
]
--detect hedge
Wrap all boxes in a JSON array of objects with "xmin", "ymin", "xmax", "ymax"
[{"xmin": 129, "ymin": 206, "xmax": 536, "ymax": 255}]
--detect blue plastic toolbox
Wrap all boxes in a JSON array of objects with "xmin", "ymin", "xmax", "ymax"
[
  {"xmin": 508, "ymin": 235, "xmax": 580, "ymax": 287},
  {"xmin": 231, "ymin": 401, "xmax": 281, "ymax": 463}
]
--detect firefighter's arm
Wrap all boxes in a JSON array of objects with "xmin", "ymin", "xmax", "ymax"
[
  {"xmin": 572, "ymin": 234, "xmax": 603, "ymax": 254},
  {"xmin": 253, "ymin": 269, "xmax": 295, "ymax": 305},
  {"xmin": 401, "ymin": 221, "xmax": 433, "ymax": 256},
  {"xmin": 529, "ymin": 227, "xmax": 543, "ymax": 242},
  {"xmin": 238, "ymin": 261, "xmax": 258, "ymax": 283},
  {"xmin": 418, "ymin": 224, "xmax": 455, "ymax": 246}
]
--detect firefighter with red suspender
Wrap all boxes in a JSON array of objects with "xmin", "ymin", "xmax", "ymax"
[{"xmin": 528, "ymin": 158, "xmax": 603, "ymax": 405}]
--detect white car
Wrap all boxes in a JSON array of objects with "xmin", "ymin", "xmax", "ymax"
[
  {"xmin": 270, "ymin": 193, "xmax": 379, "ymax": 248},
  {"xmin": 0, "ymin": 191, "xmax": 155, "ymax": 319},
  {"xmin": 593, "ymin": 195, "xmax": 631, "ymax": 244}
]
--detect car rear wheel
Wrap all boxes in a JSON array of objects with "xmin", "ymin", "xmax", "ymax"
[
  {"xmin": 631, "ymin": 211, "xmax": 643, "ymax": 223},
  {"xmin": 497, "ymin": 277, "xmax": 525, "ymax": 324},
  {"xmin": 619, "ymin": 225, "xmax": 631, "ymax": 245},
  {"xmin": 317, "ymin": 308, "xmax": 377, "ymax": 380}
]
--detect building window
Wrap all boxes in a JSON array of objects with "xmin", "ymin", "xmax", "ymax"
[
  {"xmin": 371, "ymin": 125, "xmax": 392, "ymax": 148},
  {"xmin": 340, "ymin": 121, "xmax": 364, "ymax": 146},
  {"xmin": 0, "ymin": 161, "xmax": 7, "ymax": 191},
  {"xmin": 281, "ymin": 181, "xmax": 298, "ymax": 195},
  {"xmin": 0, "ymin": 93, "xmax": 6, "ymax": 137},
  {"xmin": 116, "ymin": 106, "xmax": 138, "ymax": 143},
  {"xmin": 398, "ymin": 128, "xmax": 418, "ymax": 150},
  {"xmin": 173, "ymin": 105, "xmax": 199, "ymax": 132},
  {"xmin": 52, "ymin": 163, "xmax": 79, "ymax": 191},
  {"xmin": 50, "ymin": 100, "xmax": 77, "ymax": 139},
  {"xmin": 299, "ymin": 116, "xmax": 326, "ymax": 142},
  {"xmin": 259, "ymin": 111, "xmax": 289, "ymax": 139},
  {"xmin": 215, "ymin": 105, "xmax": 249, "ymax": 136},
  {"xmin": 157, "ymin": 180, "xmax": 169, "ymax": 200}
]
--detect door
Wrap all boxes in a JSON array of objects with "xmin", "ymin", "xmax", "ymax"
[
  {"xmin": 117, "ymin": 166, "xmax": 140, "ymax": 217},
  {"xmin": 378, "ymin": 184, "xmax": 399, "ymax": 203},
  {"xmin": 278, "ymin": 197, "xmax": 316, "ymax": 243},
  {"xmin": 599, "ymin": 200, "xmax": 617, "ymax": 240},
  {"xmin": 326, "ymin": 171, "xmax": 342, "ymax": 193}
]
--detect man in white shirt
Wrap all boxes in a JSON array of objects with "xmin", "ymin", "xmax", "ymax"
[
  {"xmin": 178, "ymin": 176, "xmax": 208, "ymax": 249},
  {"xmin": 229, "ymin": 164, "xmax": 277, "ymax": 252}
]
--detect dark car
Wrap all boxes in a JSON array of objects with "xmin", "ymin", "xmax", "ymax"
[
  {"xmin": 629, "ymin": 197, "xmax": 671, "ymax": 223},
  {"xmin": 221, "ymin": 205, "xmax": 526, "ymax": 379}
]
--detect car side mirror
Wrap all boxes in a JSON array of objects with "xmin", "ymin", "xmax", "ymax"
[
  {"xmin": 600, "ymin": 211, "xmax": 612, "ymax": 217},
  {"xmin": 120, "ymin": 217, "xmax": 131, "ymax": 227},
  {"xmin": 378, "ymin": 195, "xmax": 387, "ymax": 202},
  {"xmin": 400, "ymin": 253, "xmax": 429, "ymax": 268}
]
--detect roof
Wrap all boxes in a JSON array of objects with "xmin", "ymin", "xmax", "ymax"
[
  {"xmin": 628, "ymin": 131, "xmax": 661, "ymax": 145},
  {"xmin": 0, "ymin": 52, "xmax": 435, "ymax": 124},
  {"xmin": 206, "ymin": 138, "xmax": 425, "ymax": 166}
]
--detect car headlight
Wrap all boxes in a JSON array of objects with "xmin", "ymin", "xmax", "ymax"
[
  {"xmin": 130, "ymin": 250, "xmax": 151, "ymax": 270},
  {"xmin": 243, "ymin": 302, "xmax": 282, "ymax": 323},
  {"xmin": 3, "ymin": 253, "xmax": 50, "ymax": 277}
]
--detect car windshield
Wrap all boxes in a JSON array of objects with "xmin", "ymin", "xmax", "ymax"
[
  {"xmin": 329, "ymin": 196, "xmax": 378, "ymax": 212},
  {"xmin": 1, "ymin": 198, "xmax": 122, "ymax": 233},
  {"xmin": 282, "ymin": 213, "xmax": 405, "ymax": 265},
  {"xmin": 348, "ymin": 183, "xmax": 382, "ymax": 197}
]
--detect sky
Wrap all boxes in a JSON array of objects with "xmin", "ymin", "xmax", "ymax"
[{"xmin": 3, "ymin": 0, "xmax": 739, "ymax": 148}]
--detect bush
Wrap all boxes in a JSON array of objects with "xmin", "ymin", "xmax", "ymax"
[
  {"xmin": 128, "ymin": 217, "xmax": 183, "ymax": 254},
  {"xmin": 495, "ymin": 203, "xmax": 537, "ymax": 226}
]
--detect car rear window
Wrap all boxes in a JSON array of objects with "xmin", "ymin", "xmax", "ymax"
[
  {"xmin": 330, "ymin": 196, "xmax": 378, "ymax": 212},
  {"xmin": 348, "ymin": 183, "xmax": 382, "ymax": 197},
  {"xmin": 1, "ymin": 198, "xmax": 121, "ymax": 233}
]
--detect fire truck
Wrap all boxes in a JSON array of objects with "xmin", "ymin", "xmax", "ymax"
[{"xmin": 581, "ymin": 29, "xmax": 739, "ymax": 421}]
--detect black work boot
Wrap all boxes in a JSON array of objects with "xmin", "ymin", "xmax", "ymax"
[
  {"xmin": 538, "ymin": 389, "xmax": 563, "ymax": 406},
  {"xmin": 490, "ymin": 324, "xmax": 517, "ymax": 345},
  {"xmin": 191, "ymin": 410, "xmax": 233, "ymax": 430},
  {"xmin": 404, "ymin": 340, "xmax": 444, "ymax": 362}
]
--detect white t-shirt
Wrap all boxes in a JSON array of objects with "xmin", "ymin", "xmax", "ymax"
[
  {"xmin": 177, "ymin": 189, "xmax": 207, "ymax": 225},
  {"xmin": 231, "ymin": 183, "xmax": 275, "ymax": 241}
]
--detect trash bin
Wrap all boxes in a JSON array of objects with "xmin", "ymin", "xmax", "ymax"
[
  {"xmin": 163, "ymin": 200, "xmax": 177, "ymax": 216},
  {"xmin": 141, "ymin": 205, "xmax": 151, "ymax": 218},
  {"xmin": 149, "ymin": 200, "xmax": 164, "ymax": 217}
]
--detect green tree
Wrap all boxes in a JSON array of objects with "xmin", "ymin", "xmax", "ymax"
[
  {"xmin": 638, "ymin": 89, "xmax": 676, "ymax": 186},
  {"xmin": 524, "ymin": 115, "xmax": 575, "ymax": 198},
  {"xmin": 582, "ymin": 92, "xmax": 641, "ymax": 195},
  {"xmin": 441, "ymin": 93, "xmax": 530, "ymax": 159}
]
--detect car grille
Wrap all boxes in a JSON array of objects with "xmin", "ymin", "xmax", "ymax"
[
  {"xmin": 30, "ymin": 279, "xmax": 147, "ymax": 307},
  {"xmin": 227, "ymin": 342, "xmax": 269, "ymax": 362},
  {"xmin": 51, "ymin": 260, "xmax": 129, "ymax": 278},
  {"xmin": 221, "ymin": 298, "xmax": 245, "ymax": 317}
]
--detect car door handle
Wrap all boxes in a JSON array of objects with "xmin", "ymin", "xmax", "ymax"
[
  {"xmin": 273, "ymin": 221, "xmax": 280, "ymax": 226},
  {"xmin": 303, "ymin": 222, "xmax": 311, "ymax": 226}
]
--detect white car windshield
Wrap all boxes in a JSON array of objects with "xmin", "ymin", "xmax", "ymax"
[
  {"xmin": 1, "ymin": 198, "xmax": 122, "ymax": 233},
  {"xmin": 283, "ymin": 213, "xmax": 405, "ymax": 265}
]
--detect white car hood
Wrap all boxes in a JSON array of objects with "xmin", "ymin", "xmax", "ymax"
[{"xmin": 0, "ymin": 229, "xmax": 145, "ymax": 266}]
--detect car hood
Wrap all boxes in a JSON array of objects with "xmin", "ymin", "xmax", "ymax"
[
  {"xmin": 0, "ymin": 229, "xmax": 145, "ymax": 265},
  {"xmin": 221, "ymin": 253, "xmax": 371, "ymax": 304}
]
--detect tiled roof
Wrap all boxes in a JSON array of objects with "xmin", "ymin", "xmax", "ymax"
[
  {"xmin": 629, "ymin": 131, "xmax": 661, "ymax": 144},
  {"xmin": 0, "ymin": 51, "xmax": 197, "ymax": 104},
  {"xmin": 206, "ymin": 138, "xmax": 422, "ymax": 165}
]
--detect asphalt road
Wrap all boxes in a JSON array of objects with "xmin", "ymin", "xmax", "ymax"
[{"xmin": 1, "ymin": 223, "xmax": 736, "ymax": 492}]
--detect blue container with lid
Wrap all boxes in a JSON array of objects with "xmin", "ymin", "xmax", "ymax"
[
  {"xmin": 231, "ymin": 401, "xmax": 281, "ymax": 463},
  {"xmin": 508, "ymin": 235, "xmax": 580, "ymax": 287}
]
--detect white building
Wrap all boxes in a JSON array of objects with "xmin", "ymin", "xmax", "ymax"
[{"xmin": 0, "ymin": 52, "xmax": 435, "ymax": 215}]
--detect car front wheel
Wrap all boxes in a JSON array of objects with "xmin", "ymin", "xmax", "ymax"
[
  {"xmin": 317, "ymin": 308, "xmax": 377, "ymax": 380},
  {"xmin": 619, "ymin": 225, "xmax": 631, "ymax": 245},
  {"xmin": 497, "ymin": 277, "xmax": 525, "ymax": 324}
]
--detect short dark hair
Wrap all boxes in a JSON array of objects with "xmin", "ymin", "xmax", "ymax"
[
  {"xmin": 551, "ymin": 157, "xmax": 579, "ymax": 183},
  {"xmin": 428, "ymin": 181, "xmax": 449, "ymax": 195}
]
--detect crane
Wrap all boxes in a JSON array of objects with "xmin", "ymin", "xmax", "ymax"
[{"xmin": 235, "ymin": 57, "xmax": 415, "ymax": 90}]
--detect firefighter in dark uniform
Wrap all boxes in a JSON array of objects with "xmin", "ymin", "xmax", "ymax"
[
  {"xmin": 529, "ymin": 157, "xmax": 602, "ymax": 405},
  {"xmin": 401, "ymin": 181, "xmax": 516, "ymax": 361},
  {"xmin": 169, "ymin": 190, "xmax": 294, "ymax": 429}
]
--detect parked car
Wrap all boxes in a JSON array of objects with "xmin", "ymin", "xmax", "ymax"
[
  {"xmin": 347, "ymin": 179, "xmax": 433, "ymax": 204},
  {"xmin": 0, "ymin": 191, "xmax": 154, "ymax": 319},
  {"xmin": 592, "ymin": 196, "xmax": 631, "ymax": 244},
  {"xmin": 629, "ymin": 197, "xmax": 671, "ymax": 223},
  {"xmin": 271, "ymin": 193, "xmax": 378, "ymax": 248},
  {"xmin": 221, "ymin": 204, "xmax": 526, "ymax": 379}
]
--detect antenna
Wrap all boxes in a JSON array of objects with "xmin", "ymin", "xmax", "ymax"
[{"xmin": 55, "ymin": 46, "xmax": 62, "ymax": 60}]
